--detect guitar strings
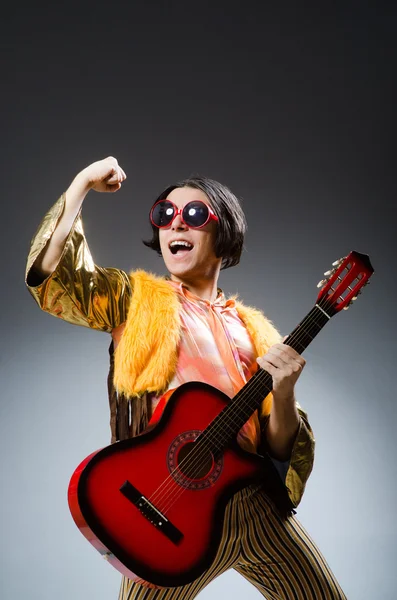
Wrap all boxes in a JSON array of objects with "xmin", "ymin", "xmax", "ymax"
[
  {"xmin": 155, "ymin": 302, "xmax": 330, "ymax": 515},
  {"xmin": 145, "ymin": 294, "xmax": 333, "ymax": 515},
  {"xmin": 151, "ymin": 300, "xmax": 330, "ymax": 515},
  {"xmin": 148, "ymin": 296, "xmax": 331, "ymax": 515}
]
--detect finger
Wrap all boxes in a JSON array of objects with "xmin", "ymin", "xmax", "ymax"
[
  {"xmin": 264, "ymin": 346, "xmax": 295, "ymax": 368},
  {"xmin": 258, "ymin": 352, "xmax": 304, "ymax": 376},
  {"xmin": 115, "ymin": 167, "xmax": 125, "ymax": 181},
  {"xmin": 118, "ymin": 168, "xmax": 126, "ymax": 183},
  {"xmin": 256, "ymin": 358, "xmax": 276, "ymax": 376},
  {"xmin": 257, "ymin": 353, "xmax": 286, "ymax": 371},
  {"xmin": 270, "ymin": 343, "xmax": 306, "ymax": 367},
  {"xmin": 105, "ymin": 182, "xmax": 122, "ymax": 192},
  {"xmin": 105, "ymin": 167, "xmax": 123, "ymax": 184},
  {"xmin": 105, "ymin": 175, "xmax": 119, "ymax": 185}
]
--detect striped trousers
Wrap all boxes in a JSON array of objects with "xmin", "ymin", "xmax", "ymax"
[{"xmin": 118, "ymin": 485, "xmax": 346, "ymax": 600}]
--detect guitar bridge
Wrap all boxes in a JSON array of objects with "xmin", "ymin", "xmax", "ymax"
[{"xmin": 119, "ymin": 480, "xmax": 183, "ymax": 545}]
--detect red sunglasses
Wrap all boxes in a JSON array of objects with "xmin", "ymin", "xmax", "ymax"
[{"xmin": 150, "ymin": 199, "xmax": 219, "ymax": 229}]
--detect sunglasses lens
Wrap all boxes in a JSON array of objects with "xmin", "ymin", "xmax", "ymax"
[
  {"xmin": 151, "ymin": 201, "xmax": 175, "ymax": 227},
  {"xmin": 183, "ymin": 201, "xmax": 210, "ymax": 227}
]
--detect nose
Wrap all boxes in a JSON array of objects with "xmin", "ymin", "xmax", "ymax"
[{"xmin": 172, "ymin": 211, "xmax": 188, "ymax": 230}]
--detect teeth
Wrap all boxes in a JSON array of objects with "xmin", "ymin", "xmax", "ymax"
[{"xmin": 169, "ymin": 241, "xmax": 193, "ymax": 248}]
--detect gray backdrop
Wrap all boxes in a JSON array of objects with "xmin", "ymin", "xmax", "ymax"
[{"xmin": 1, "ymin": 2, "xmax": 396, "ymax": 599}]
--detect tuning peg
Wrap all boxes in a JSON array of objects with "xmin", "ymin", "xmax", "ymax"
[
  {"xmin": 324, "ymin": 269, "xmax": 334, "ymax": 276},
  {"xmin": 317, "ymin": 279, "xmax": 327, "ymax": 288},
  {"xmin": 343, "ymin": 299, "xmax": 355, "ymax": 310},
  {"xmin": 332, "ymin": 258, "xmax": 344, "ymax": 266}
]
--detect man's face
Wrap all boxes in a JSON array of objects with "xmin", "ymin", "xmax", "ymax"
[{"xmin": 158, "ymin": 186, "xmax": 221, "ymax": 282}]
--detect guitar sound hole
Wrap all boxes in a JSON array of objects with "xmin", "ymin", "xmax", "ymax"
[{"xmin": 177, "ymin": 442, "xmax": 213, "ymax": 480}]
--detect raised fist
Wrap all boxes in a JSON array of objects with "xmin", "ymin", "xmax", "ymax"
[{"xmin": 80, "ymin": 156, "xmax": 127, "ymax": 193}]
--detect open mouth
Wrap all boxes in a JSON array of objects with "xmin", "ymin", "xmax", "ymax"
[{"xmin": 169, "ymin": 241, "xmax": 194, "ymax": 255}]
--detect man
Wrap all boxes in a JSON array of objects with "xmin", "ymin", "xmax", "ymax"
[{"xmin": 26, "ymin": 156, "xmax": 346, "ymax": 599}]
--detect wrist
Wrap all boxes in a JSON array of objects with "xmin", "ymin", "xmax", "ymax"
[
  {"xmin": 64, "ymin": 171, "xmax": 92, "ymax": 213},
  {"xmin": 272, "ymin": 390, "xmax": 295, "ymax": 405},
  {"xmin": 72, "ymin": 170, "xmax": 93, "ymax": 195},
  {"xmin": 270, "ymin": 392, "xmax": 300, "ymax": 427}
]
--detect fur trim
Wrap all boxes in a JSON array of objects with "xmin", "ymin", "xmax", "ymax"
[
  {"xmin": 233, "ymin": 298, "xmax": 281, "ymax": 355},
  {"xmin": 113, "ymin": 270, "xmax": 182, "ymax": 396}
]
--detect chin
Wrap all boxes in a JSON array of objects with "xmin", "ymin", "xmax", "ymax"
[{"xmin": 166, "ymin": 264, "xmax": 195, "ymax": 280}]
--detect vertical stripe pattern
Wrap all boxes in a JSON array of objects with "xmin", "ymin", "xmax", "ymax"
[{"xmin": 118, "ymin": 486, "xmax": 346, "ymax": 600}]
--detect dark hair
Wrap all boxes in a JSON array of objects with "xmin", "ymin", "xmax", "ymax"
[{"xmin": 143, "ymin": 176, "xmax": 247, "ymax": 270}]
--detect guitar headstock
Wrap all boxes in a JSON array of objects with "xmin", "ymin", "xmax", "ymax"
[{"xmin": 316, "ymin": 251, "xmax": 374, "ymax": 316}]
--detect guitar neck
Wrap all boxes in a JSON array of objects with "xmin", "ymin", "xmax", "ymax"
[
  {"xmin": 199, "ymin": 250, "xmax": 373, "ymax": 452},
  {"xmin": 201, "ymin": 304, "xmax": 332, "ymax": 451}
]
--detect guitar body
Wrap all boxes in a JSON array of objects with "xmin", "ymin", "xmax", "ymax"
[{"xmin": 68, "ymin": 381, "xmax": 266, "ymax": 588}]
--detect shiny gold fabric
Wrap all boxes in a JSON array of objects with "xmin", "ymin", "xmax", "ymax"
[
  {"xmin": 25, "ymin": 195, "xmax": 315, "ymax": 508},
  {"xmin": 26, "ymin": 193, "xmax": 132, "ymax": 330}
]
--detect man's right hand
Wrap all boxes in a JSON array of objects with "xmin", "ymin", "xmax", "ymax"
[{"xmin": 79, "ymin": 156, "xmax": 127, "ymax": 193}]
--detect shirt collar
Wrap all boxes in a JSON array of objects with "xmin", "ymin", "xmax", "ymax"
[{"xmin": 165, "ymin": 279, "xmax": 235, "ymax": 310}]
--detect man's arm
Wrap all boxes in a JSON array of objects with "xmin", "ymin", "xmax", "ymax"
[
  {"xmin": 266, "ymin": 392, "xmax": 300, "ymax": 461},
  {"xmin": 257, "ymin": 343, "xmax": 305, "ymax": 460},
  {"xmin": 26, "ymin": 157, "xmax": 131, "ymax": 332},
  {"xmin": 257, "ymin": 344, "xmax": 315, "ymax": 507},
  {"xmin": 30, "ymin": 156, "xmax": 126, "ymax": 279}
]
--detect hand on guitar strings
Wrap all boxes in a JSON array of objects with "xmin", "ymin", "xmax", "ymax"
[{"xmin": 256, "ymin": 340, "xmax": 306, "ymax": 405}]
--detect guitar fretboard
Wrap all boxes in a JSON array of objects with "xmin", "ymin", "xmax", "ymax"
[{"xmin": 199, "ymin": 304, "xmax": 332, "ymax": 453}]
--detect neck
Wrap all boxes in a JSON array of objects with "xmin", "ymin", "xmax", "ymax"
[{"xmin": 170, "ymin": 273, "xmax": 220, "ymax": 303}]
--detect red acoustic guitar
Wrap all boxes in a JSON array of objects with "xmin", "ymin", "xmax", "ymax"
[{"xmin": 68, "ymin": 251, "xmax": 373, "ymax": 588}]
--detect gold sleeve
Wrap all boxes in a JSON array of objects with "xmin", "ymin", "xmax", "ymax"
[
  {"xmin": 25, "ymin": 193, "xmax": 132, "ymax": 332},
  {"xmin": 284, "ymin": 405, "xmax": 315, "ymax": 507},
  {"xmin": 258, "ymin": 399, "xmax": 315, "ymax": 508}
]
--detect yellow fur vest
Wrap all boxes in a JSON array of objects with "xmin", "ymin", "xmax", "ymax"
[{"xmin": 113, "ymin": 270, "xmax": 281, "ymax": 398}]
